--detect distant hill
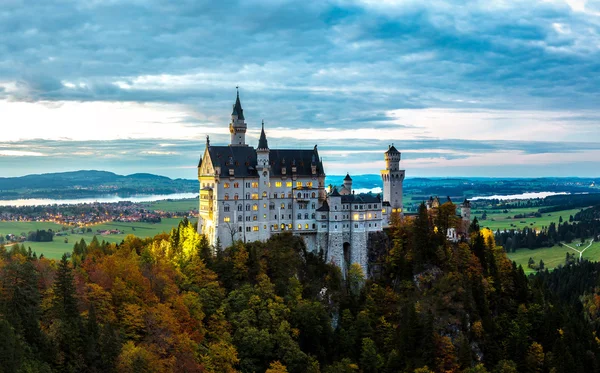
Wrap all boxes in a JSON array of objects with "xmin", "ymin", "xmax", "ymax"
[{"xmin": 0, "ymin": 170, "xmax": 197, "ymax": 200}]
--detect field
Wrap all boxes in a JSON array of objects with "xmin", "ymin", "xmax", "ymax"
[
  {"xmin": 475, "ymin": 207, "xmax": 583, "ymax": 231},
  {"xmin": 142, "ymin": 198, "xmax": 198, "ymax": 213},
  {"xmin": 0, "ymin": 218, "xmax": 185, "ymax": 259},
  {"xmin": 508, "ymin": 240, "xmax": 600, "ymax": 274}
]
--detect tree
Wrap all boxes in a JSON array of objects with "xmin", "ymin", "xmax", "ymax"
[
  {"xmin": 266, "ymin": 361, "xmax": 289, "ymax": 373},
  {"xmin": 525, "ymin": 342, "xmax": 544, "ymax": 373},
  {"xmin": 360, "ymin": 338, "xmax": 383, "ymax": 373}
]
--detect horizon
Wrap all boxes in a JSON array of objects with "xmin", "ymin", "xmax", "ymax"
[{"xmin": 3, "ymin": 1, "xmax": 600, "ymax": 178}]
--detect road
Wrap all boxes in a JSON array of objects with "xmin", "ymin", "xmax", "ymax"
[{"xmin": 563, "ymin": 239, "xmax": 594, "ymax": 260}]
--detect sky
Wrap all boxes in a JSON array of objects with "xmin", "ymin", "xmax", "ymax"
[{"xmin": 2, "ymin": 0, "xmax": 600, "ymax": 179}]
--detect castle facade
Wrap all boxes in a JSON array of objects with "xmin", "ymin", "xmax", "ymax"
[{"xmin": 197, "ymin": 91, "xmax": 404, "ymax": 274}]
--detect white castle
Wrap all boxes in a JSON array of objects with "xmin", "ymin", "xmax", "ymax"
[{"xmin": 197, "ymin": 90, "xmax": 405, "ymax": 274}]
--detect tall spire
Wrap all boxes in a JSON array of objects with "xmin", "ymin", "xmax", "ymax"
[
  {"xmin": 232, "ymin": 86, "xmax": 244, "ymax": 120},
  {"xmin": 258, "ymin": 120, "xmax": 269, "ymax": 150}
]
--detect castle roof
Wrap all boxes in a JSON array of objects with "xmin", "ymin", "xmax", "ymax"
[
  {"xmin": 316, "ymin": 200, "xmax": 330, "ymax": 212},
  {"xmin": 330, "ymin": 187, "xmax": 341, "ymax": 197},
  {"xmin": 344, "ymin": 173, "xmax": 352, "ymax": 181},
  {"xmin": 257, "ymin": 121, "xmax": 269, "ymax": 149},
  {"xmin": 385, "ymin": 145, "xmax": 400, "ymax": 154},
  {"xmin": 205, "ymin": 145, "xmax": 325, "ymax": 178},
  {"xmin": 341, "ymin": 193, "xmax": 381, "ymax": 204},
  {"xmin": 232, "ymin": 90, "xmax": 245, "ymax": 120}
]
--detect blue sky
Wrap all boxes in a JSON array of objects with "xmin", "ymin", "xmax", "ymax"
[{"xmin": 2, "ymin": 0, "xmax": 600, "ymax": 179}]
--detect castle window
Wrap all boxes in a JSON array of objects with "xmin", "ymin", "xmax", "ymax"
[
  {"xmin": 322, "ymin": 224, "xmax": 326, "ymax": 228},
  {"xmin": 238, "ymin": 204, "xmax": 243, "ymax": 211},
  {"xmin": 253, "ymin": 215, "xmax": 257, "ymax": 221},
  {"xmin": 281, "ymin": 223, "xmax": 285, "ymax": 230},
  {"xmin": 304, "ymin": 213, "xmax": 309, "ymax": 219},
  {"xmin": 305, "ymin": 224, "xmax": 309, "ymax": 229},
  {"xmin": 264, "ymin": 225, "xmax": 267, "ymax": 229},
  {"xmin": 234, "ymin": 182, "xmax": 239, "ymax": 188},
  {"xmin": 224, "ymin": 194, "xmax": 229, "ymax": 200},
  {"xmin": 238, "ymin": 215, "xmax": 242, "ymax": 222},
  {"xmin": 298, "ymin": 224, "xmax": 302, "ymax": 230},
  {"xmin": 368, "ymin": 213, "xmax": 372, "ymax": 219},
  {"xmin": 296, "ymin": 181, "xmax": 302, "ymax": 188},
  {"xmin": 288, "ymin": 203, "xmax": 292, "ymax": 209},
  {"xmin": 252, "ymin": 204, "xmax": 258, "ymax": 211},
  {"xmin": 321, "ymin": 214, "xmax": 326, "ymax": 219},
  {"xmin": 297, "ymin": 213, "xmax": 302, "ymax": 219},
  {"xmin": 246, "ymin": 193, "xmax": 251, "ymax": 199},
  {"xmin": 224, "ymin": 183, "xmax": 230, "ymax": 188},
  {"xmin": 252, "ymin": 182, "xmax": 258, "ymax": 188},
  {"xmin": 253, "ymin": 226, "xmax": 259, "ymax": 231},
  {"xmin": 375, "ymin": 223, "xmax": 377, "ymax": 227},
  {"xmin": 311, "ymin": 203, "xmax": 315, "ymax": 209},
  {"xmin": 263, "ymin": 203, "xmax": 267, "ymax": 208},
  {"xmin": 335, "ymin": 206, "xmax": 338, "ymax": 210},
  {"xmin": 297, "ymin": 192, "xmax": 302, "ymax": 198},
  {"xmin": 276, "ymin": 181, "xmax": 282, "ymax": 187},
  {"xmin": 252, "ymin": 193, "xmax": 259, "ymax": 200},
  {"xmin": 281, "ymin": 203, "xmax": 285, "ymax": 209},
  {"xmin": 263, "ymin": 214, "xmax": 267, "ymax": 219},
  {"xmin": 288, "ymin": 223, "xmax": 292, "ymax": 229},
  {"xmin": 273, "ymin": 193, "xmax": 278, "ymax": 198},
  {"xmin": 289, "ymin": 214, "xmax": 292, "ymax": 219},
  {"xmin": 368, "ymin": 204, "xmax": 372, "ymax": 209},
  {"xmin": 223, "ymin": 216, "xmax": 230, "ymax": 222},
  {"xmin": 273, "ymin": 225, "xmax": 278, "ymax": 231},
  {"xmin": 246, "ymin": 216, "xmax": 250, "ymax": 221},
  {"xmin": 269, "ymin": 203, "xmax": 275, "ymax": 210},
  {"xmin": 312, "ymin": 224, "xmax": 316, "ymax": 229},
  {"xmin": 286, "ymin": 182, "xmax": 292, "ymax": 187},
  {"xmin": 246, "ymin": 227, "xmax": 251, "ymax": 232},
  {"xmin": 246, "ymin": 182, "xmax": 250, "ymax": 188},
  {"xmin": 307, "ymin": 182, "xmax": 313, "ymax": 187},
  {"xmin": 234, "ymin": 194, "xmax": 239, "ymax": 200},
  {"xmin": 224, "ymin": 204, "xmax": 230, "ymax": 212},
  {"xmin": 355, "ymin": 224, "xmax": 358, "ymax": 228},
  {"xmin": 353, "ymin": 214, "xmax": 359, "ymax": 220},
  {"xmin": 335, "ymin": 225, "xmax": 338, "ymax": 229},
  {"xmin": 382, "ymin": 209, "xmax": 386, "ymax": 213},
  {"xmin": 239, "ymin": 226, "xmax": 242, "ymax": 232},
  {"xmin": 312, "ymin": 213, "xmax": 316, "ymax": 219},
  {"xmin": 262, "ymin": 191, "xmax": 267, "ymax": 198},
  {"xmin": 288, "ymin": 193, "xmax": 292, "ymax": 198},
  {"xmin": 311, "ymin": 192, "xmax": 316, "ymax": 198},
  {"xmin": 246, "ymin": 204, "xmax": 251, "ymax": 211},
  {"xmin": 369, "ymin": 223, "xmax": 372, "ymax": 227},
  {"xmin": 335, "ymin": 215, "xmax": 338, "ymax": 220}
]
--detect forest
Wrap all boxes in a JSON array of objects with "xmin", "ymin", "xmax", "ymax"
[{"xmin": 1, "ymin": 203, "xmax": 599, "ymax": 372}]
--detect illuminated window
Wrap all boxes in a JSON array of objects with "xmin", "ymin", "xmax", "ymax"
[
  {"xmin": 297, "ymin": 224, "xmax": 302, "ymax": 230},
  {"xmin": 276, "ymin": 181, "xmax": 282, "ymax": 187},
  {"xmin": 382, "ymin": 209, "xmax": 386, "ymax": 213},
  {"xmin": 354, "ymin": 214, "xmax": 359, "ymax": 220},
  {"xmin": 264, "ymin": 225, "xmax": 267, "ymax": 229},
  {"xmin": 224, "ymin": 194, "xmax": 229, "ymax": 200},
  {"xmin": 252, "ymin": 194, "xmax": 259, "ymax": 200},
  {"xmin": 262, "ymin": 191, "xmax": 267, "ymax": 197},
  {"xmin": 281, "ymin": 223, "xmax": 285, "ymax": 230},
  {"xmin": 253, "ymin": 226, "xmax": 259, "ymax": 231},
  {"xmin": 224, "ymin": 183, "xmax": 230, "ymax": 188},
  {"xmin": 281, "ymin": 203, "xmax": 285, "ymax": 209},
  {"xmin": 234, "ymin": 182, "xmax": 239, "ymax": 188},
  {"xmin": 296, "ymin": 181, "xmax": 302, "ymax": 188},
  {"xmin": 274, "ymin": 224, "xmax": 278, "ymax": 230},
  {"xmin": 286, "ymin": 182, "xmax": 292, "ymax": 187},
  {"xmin": 253, "ymin": 204, "xmax": 258, "ymax": 211},
  {"xmin": 368, "ymin": 213, "xmax": 372, "ymax": 219},
  {"xmin": 251, "ymin": 182, "xmax": 258, "ymax": 188},
  {"xmin": 263, "ymin": 214, "xmax": 267, "ymax": 219},
  {"xmin": 305, "ymin": 224, "xmax": 309, "ymax": 229},
  {"xmin": 307, "ymin": 181, "xmax": 313, "ymax": 187},
  {"xmin": 253, "ymin": 215, "xmax": 257, "ymax": 221},
  {"xmin": 234, "ymin": 194, "xmax": 239, "ymax": 200},
  {"xmin": 288, "ymin": 224, "xmax": 292, "ymax": 229},
  {"xmin": 223, "ymin": 216, "xmax": 230, "ymax": 222}
]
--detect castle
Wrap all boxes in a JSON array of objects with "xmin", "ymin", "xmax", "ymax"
[{"xmin": 196, "ymin": 90, "xmax": 409, "ymax": 274}]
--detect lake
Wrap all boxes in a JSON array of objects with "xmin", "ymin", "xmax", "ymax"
[
  {"xmin": 0, "ymin": 193, "xmax": 199, "ymax": 207},
  {"xmin": 471, "ymin": 192, "xmax": 569, "ymax": 201}
]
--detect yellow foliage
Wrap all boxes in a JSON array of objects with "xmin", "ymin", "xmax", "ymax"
[
  {"xmin": 266, "ymin": 360, "xmax": 289, "ymax": 373},
  {"xmin": 481, "ymin": 228, "xmax": 496, "ymax": 250}
]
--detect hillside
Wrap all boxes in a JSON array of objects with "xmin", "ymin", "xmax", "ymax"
[{"xmin": 0, "ymin": 170, "xmax": 198, "ymax": 200}]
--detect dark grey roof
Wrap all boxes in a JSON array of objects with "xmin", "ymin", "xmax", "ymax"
[
  {"xmin": 344, "ymin": 173, "xmax": 352, "ymax": 181},
  {"xmin": 205, "ymin": 145, "xmax": 325, "ymax": 178},
  {"xmin": 385, "ymin": 145, "xmax": 400, "ymax": 154},
  {"xmin": 341, "ymin": 193, "xmax": 381, "ymax": 204},
  {"xmin": 330, "ymin": 187, "xmax": 341, "ymax": 197},
  {"xmin": 232, "ymin": 91, "xmax": 245, "ymax": 120},
  {"xmin": 258, "ymin": 122, "xmax": 268, "ymax": 149},
  {"xmin": 383, "ymin": 201, "xmax": 391, "ymax": 206},
  {"xmin": 316, "ymin": 200, "xmax": 330, "ymax": 212}
]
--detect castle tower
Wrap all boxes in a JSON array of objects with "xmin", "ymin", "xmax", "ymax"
[
  {"xmin": 229, "ymin": 88, "xmax": 247, "ymax": 146},
  {"xmin": 381, "ymin": 145, "xmax": 405, "ymax": 213},
  {"xmin": 257, "ymin": 121, "xmax": 271, "ymax": 241},
  {"xmin": 461, "ymin": 199, "xmax": 471, "ymax": 223},
  {"xmin": 343, "ymin": 173, "xmax": 352, "ymax": 193}
]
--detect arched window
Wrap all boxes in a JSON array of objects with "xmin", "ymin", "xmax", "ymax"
[
  {"xmin": 288, "ymin": 192, "xmax": 292, "ymax": 198},
  {"xmin": 297, "ymin": 192, "xmax": 302, "ymax": 198},
  {"xmin": 311, "ymin": 213, "xmax": 316, "ymax": 219},
  {"xmin": 311, "ymin": 192, "xmax": 316, "ymax": 198},
  {"xmin": 224, "ymin": 204, "xmax": 230, "ymax": 212},
  {"xmin": 234, "ymin": 194, "xmax": 239, "ymax": 200},
  {"xmin": 224, "ymin": 194, "xmax": 229, "ymax": 200},
  {"xmin": 238, "ymin": 204, "xmax": 243, "ymax": 211},
  {"xmin": 288, "ymin": 203, "xmax": 292, "ymax": 209},
  {"xmin": 297, "ymin": 213, "xmax": 302, "ymax": 219},
  {"xmin": 262, "ymin": 191, "xmax": 267, "ymax": 197},
  {"xmin": 304, "ymin": 213, "xmax": 309, "ymax": 219},
  {"xmin": 246, "ymin": 204, "xmax": 251, "ymax": 211},
  {"xmin": 281, "ymin": 203, "xmax": 285, "ymax": 209},
  {"xmin": 246, "ymin": 193, "xmax": 250, "ymax": 199},
  {"xmin": 281, "ymin": 223, "xmax": 285, "ymax": 230},
  {"xmin": 273, "ymin": 193, "xmax": 278, "ymax": 198},
  {"xmin": 253, "ymin": 204, "xmax": 258, "ymax": 211},
  {"xmin": 238, "ymin": 215, "xmax": 242, "ymax": 222},
  {"xmin": 298, "ymin": 224, "xmax": 302, "ymax": 229}
]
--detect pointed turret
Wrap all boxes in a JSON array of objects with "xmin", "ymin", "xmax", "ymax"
[
  {"xmin": 257, "ymin": 120, "xmax": 269, "ymax": 150},
  {"xmin": 343, "ymin": 173, "xmax": 352, "ymax": 193},
  {"xmin": 232, "ymin": 88, "xmax": 245, "ymax": 120},
  {"xmin": 229, "ymin": 87, "xmax": 247, "ymax": 146}
]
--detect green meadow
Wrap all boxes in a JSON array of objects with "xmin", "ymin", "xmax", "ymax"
[
  {"xmin": 0, "ymin": 218, "xmax": 185, "ymax": 259},
  {"xmin": 142, "ymin": 198, "xmax": 198, "ymax": 213},
  {"xmin": 476, "ymin": 207, "xmax": 583, "ymax": 231},
  {"xmin": 507, "ymin": 240, "xmax": 600, "ymax": 274}
]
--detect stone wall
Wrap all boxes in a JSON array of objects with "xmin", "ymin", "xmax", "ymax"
[
  {"xmin": 367, "ymin": 231, "xmax": 391, "ymax": 279},
  {"xmin": 350, "ymin": 231, "xmax": 368, "ymax": 274}
]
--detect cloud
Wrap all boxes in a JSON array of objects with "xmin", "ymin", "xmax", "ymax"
[{"xmin": 1, "ymin": 0, "xmax": 600, "ymax": 177}]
